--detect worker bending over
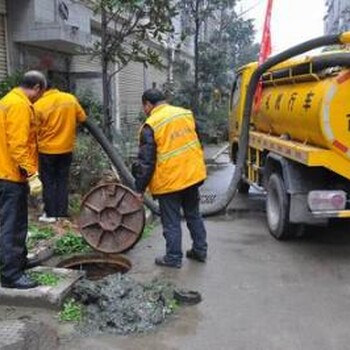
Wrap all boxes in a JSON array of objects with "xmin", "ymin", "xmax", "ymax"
[
  {"xmin": 35, "ymin": 82, "xmax": 87, "ymax": 223},
  {"xmin": 0, "ymin": 71, "xmax": 46, "ymax": 289}
]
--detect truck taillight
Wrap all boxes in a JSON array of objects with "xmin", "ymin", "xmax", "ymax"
[{"xmin": 307, "ymin": 191, "xmax": 346, "ymax": 212}]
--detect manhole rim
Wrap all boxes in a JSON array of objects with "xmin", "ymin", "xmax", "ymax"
[{"xmin": 56, "ymin": 253, "xmax": 132, "ymax": 272}]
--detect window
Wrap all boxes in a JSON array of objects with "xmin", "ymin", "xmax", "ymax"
[{"xmin": 230, "ymin": 74, "xmax": 242, "ymax": 111}]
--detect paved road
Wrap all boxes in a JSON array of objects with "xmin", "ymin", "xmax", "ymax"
[
  {"xmin": 59, "ymin": 148, "xmax": 350, "ymax": 350},
  {"xmin": 60, "ymin": 211, "xmax": 350, "ymax": 350},
  {"xmin": 2, "ymin": 143, "xmax": 350, "ymax": 350}
]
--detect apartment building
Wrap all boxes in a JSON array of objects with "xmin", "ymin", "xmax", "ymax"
[
  {"xmin": 1, "ymin": 0, "xmax": 194, "ymax": 141},
  {"xmin": 0, "ymin": 0, "xmax": 7, "ymax": 80},
  {"xmin": 324, "ymin": 0, "xmax": 350, "ymax": 34}
]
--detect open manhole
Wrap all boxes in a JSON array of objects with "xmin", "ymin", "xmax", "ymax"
[{"xmin": 57, "ymin": 253, "xmax": 132, "ymax": 280}]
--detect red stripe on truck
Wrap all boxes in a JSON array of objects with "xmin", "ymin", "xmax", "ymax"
[
  {"xmin": 333, "ymin": 140, "xmax": 348, "ymax": 153},
  {"xmin": 337, "ymin": 71, "xmax": 350, "ymax": 84}
]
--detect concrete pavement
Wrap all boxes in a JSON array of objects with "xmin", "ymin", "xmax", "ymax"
[
  {"xmin": 4, "ymin": 143, "xmax": 350, "ymax": 349},
  {"xmin": 59, "ymin": 148, "xmax": 350, "ymax": 350},
  {"xmin": 59, "ymin": 205, "xmax": 350, "ymax": 350},
  {"xmin": 0, "ymin": 267, "xmax": 85, "ymax": 310}
]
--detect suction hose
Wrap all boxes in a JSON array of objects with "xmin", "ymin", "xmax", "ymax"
[
  {"xmin": 83, "ymin": 32, "xmax": 350, "ymax": 217},
  {"xmin": 83, "ymin": 119, "xmax": 160, "ymax": 214},
  {"xmin": 200, "ymin": 32, "xmax": 347, "ymax": 216}
]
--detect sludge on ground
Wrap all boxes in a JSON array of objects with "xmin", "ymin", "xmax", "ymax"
[{"xmin": 72, "ymin": 273, "xmax": 177, "ymax": 336}]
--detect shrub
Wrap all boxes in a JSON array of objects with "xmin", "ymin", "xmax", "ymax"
[
  {"xmin": 70, "ymin": 133, "xmax": 110, "ymax": 194},
  {"xmin": 0, "ymin": 71, "xmax": 23, "ymax": 98},
  {"xmin": 70, "ymin": 90, "xmax": 110, "ymax": 194}
]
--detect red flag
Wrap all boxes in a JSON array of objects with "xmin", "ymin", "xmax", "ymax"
[
  {"xmin": 254, "ymin": 0, "xmax": 273, "ymax": 111},
  {"xmin": 259, "ymin": 0, "xmax": 273, "ymax": 64}
]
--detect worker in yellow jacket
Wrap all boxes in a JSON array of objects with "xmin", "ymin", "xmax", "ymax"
[
  {"xmin": 0, "ymin": 71, "xmax": 46, "ymax": 289},
  {"xmin": 35, "ymin": 83, "xmax": 87, "ymax": 223},
  {"xmin": 132, "ymin": 89, "xmax": 208, "ymax": 268}
]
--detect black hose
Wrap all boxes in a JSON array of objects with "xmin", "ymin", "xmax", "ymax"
[
  {"xmin": 83, "ymin": 33, "xmax": 345, "ymax": 217},
  {"xmin": 83, "ymin": 119, "xmax": 160, "ymax": 215}
]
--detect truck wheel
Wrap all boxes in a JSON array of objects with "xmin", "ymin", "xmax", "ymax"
[{"xmin": 266, "ymin": 173, "xmax": 293, "ymax": 240}]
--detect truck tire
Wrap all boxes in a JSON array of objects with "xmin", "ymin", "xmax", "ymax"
[{"xmin": 266, "ymin": 173, "xmax": 294, "ymax": 240}]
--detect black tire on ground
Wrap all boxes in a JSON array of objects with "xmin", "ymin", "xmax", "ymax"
[
  {"xmin": 266, "ymin": 173, "xmax": 294, "ymax": 240},
  {"xmin": 237, "ymin": 180, "xmax": 250, "ymax": 194}
]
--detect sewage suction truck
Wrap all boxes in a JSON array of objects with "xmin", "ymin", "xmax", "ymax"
[
  {"xmin": 84, "ymin": 32, "xmax": 350, "ymax": 229},
  {"xmin": 229, "ymin": 48, "xmax": 350, "ymax": 240}
]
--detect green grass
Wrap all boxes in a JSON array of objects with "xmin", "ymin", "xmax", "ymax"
[
  {"xmin": 54, "ymin": 231, "xmax": 91, "ymax": 255},
  {"xmin": 166, "ymin": 298, "xmax": 179, "ymax": 313},
  {"xmin": 59, "ymin": 298, "xmax": 82, "ymax": 322},
  {"xmin": 28, "ymin": 271, "xmax": 61, "ymax": 286},
  {"xmin": 68, "ymin": 194, "xmax": 82, "ymax": 216},
  {"xmin": 27, "ymin": 225, "xmax": 55, "ymax": 250},
  {"xmin": 141, "ymin": 223, "xmax": 155, "ymax": 240},
  {"xmin": 28, "ymin": 224, "xmax": 55, "ymax": 240}
]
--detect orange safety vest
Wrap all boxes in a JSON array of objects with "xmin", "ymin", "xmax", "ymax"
[
  {"xmin": 0, "ymin": 88, "xmax": 38, "ymax": 182},
  {"xmin": 145, "ymin": 104, "xmax": 206, "ymax": 195},
  {"xmin": 34, "ymin": 89, "xmax": 87, "ymax": 154}
]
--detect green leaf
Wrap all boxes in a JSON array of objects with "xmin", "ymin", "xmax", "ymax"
[
  {"xmin": 28, "ymin": 271, "xmax": 61, "ymax": 286},
  {"xmin": 54, "ymin": 232, "xmax": 91, "ymax": 255},
  {"xmin": 58, "ymin": 298, "xmax": 82, "ymax": 322}
]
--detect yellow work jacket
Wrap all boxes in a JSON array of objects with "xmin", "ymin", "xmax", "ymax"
[
  {"xmin": 35, "ymin": 89, "xmax": 87, "ymax": 154},
  {"xmin": 0, "ymin": 88, "xmax": 38, "ymax": 182},
  {"xmin": 145, "ymin": 104, "xmax": 206, "ymax": 195}
]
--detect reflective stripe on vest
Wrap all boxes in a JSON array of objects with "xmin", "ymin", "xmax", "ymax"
[
  {"xmin": 158, "ymin": 139, "xmax": 201, "ymax": 163},
  {"xmin": 145, "ymin": 104, "xmax": 207, "ymax": 194},
  {"xmin": 152, "ymin": 112, "xmax": 193, "ymax": 131}
]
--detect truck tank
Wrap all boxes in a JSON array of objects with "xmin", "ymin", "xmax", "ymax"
[{"xmin": 252, "ymin": 52, "xmax": 350, "ymax": 160}]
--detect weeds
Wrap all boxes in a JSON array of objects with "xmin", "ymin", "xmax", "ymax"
[
  {"xmin": 59, "ymin": 298, "xmax": 82, "ymax": 322},
  {"xmin": 68, "ymin": 194, "xmax": 82, "ymax": 217},
  {"xmin": 166, "ymin": 298, "xmax": 179, "ymax": 313},
  {"xmin": 54, "ymin": 231, "xmax": 91, "ymax": 255},
  {"xmin": 141, "ymin": 223, "xmax": 155, "ymax": 240},
  {"xmin": 28, "ymin": 225, "xmax": 55, "ymax": 240},
  {"xmin": 28, "ymin": 271, "xmax": 61, "ymax": 286},
  {"xmin": 27, "ymin": 225, "xmax": 55, "ymax": 249}
]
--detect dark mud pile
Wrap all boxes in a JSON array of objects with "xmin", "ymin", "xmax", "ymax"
[{"xmin": 72, "ymin": 274, "xmax": 177, "ymax": 335}]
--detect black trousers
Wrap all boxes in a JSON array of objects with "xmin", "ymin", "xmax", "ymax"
[
  {"xmin": 157, "ymin": 184, "xmax": 208, "ymax": 264},
  {"xmin": 39, "ymin": 152, "xmax": 72, "ymax": 217},
  {"xmin": 0, "ymin": 180, "xmax": 28, "ymax": 281}
]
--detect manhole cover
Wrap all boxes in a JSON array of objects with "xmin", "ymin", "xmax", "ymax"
[{"xmin": 79, "ymin": 182, "xmax": 145, "ymax": 253}]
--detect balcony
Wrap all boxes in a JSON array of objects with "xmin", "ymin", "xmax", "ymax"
[{"xmin": 8, "ymin": 0, "xmax": 92, "ymax": 53}]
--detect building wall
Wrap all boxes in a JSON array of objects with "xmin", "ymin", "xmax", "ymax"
[
  {"xmin": 0, "ymin": 0, "xmax": 7, "ymax": 80},
  {"xmin": 70, "ymin": 54, "xmax": 102, "ymax": 101},
  {"xmin": 118, "ymin": 54, "xmax": 168, "ymax": 126},
  {"xmin": 118, "ymin": 60, "xmax": 144, "ymax": 150},
  {"xmin": 146, "ymin": 64, "xmax": 167, "ymax": 90},
  {"xmin": 3, "ymin": 0, "xmax": 185, "ymax": 145},
  {"xmin": 325, "ymin": 0, "xmax": 350, "ymax": 34}
]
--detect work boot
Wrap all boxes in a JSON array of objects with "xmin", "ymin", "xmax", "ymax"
[
  {"xmin": 155, "ymin": 256, "xmax": 181, "ymax": 269},
  {"xmin": 38, "ymin": 212, "xmax": 57, "ymax": 223},
  {"xmin": 186, "ymin": 249, "xmax": 206, "ymax": 263},
  {"xmin": 26, "ymin": 257, "xmax": 41, "ymax": 269},
  {"xmin": 1, "ymin": 274, "xmax": 38, "ymax": 289}
]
